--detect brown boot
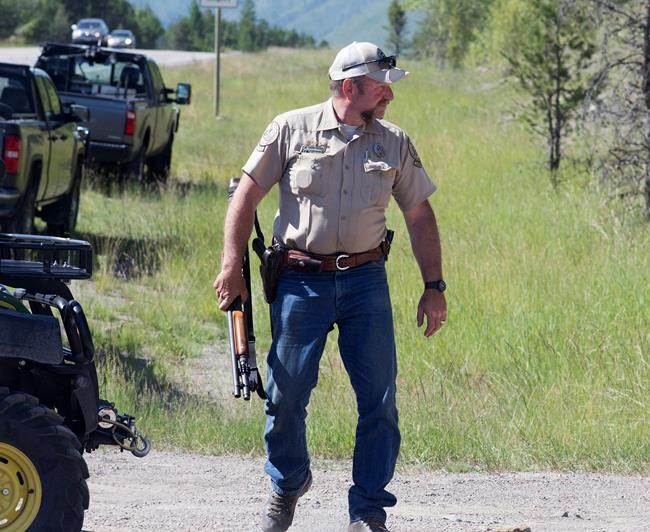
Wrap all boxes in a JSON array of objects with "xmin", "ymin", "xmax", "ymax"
[{"xmin": 260, "ymin": 470, "xmax": 312, "ymax": 531}]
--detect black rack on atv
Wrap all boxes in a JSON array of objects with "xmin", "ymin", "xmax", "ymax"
[{"xmin": 0, "ymin": 233, "xmax": 150, "ymax": 532}]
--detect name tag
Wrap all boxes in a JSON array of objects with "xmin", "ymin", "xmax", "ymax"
[{"xmin": 300, "ymin": 144, "xmax": 327, "ymax": 154}]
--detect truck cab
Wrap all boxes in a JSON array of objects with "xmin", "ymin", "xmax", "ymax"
[
  {"xmin": 0, "ymin": 63, "xmax": 88, "ymax": 234},
  {"xmin": 36, "ymin": 43, "xmax": 191, "ymax": 182}
]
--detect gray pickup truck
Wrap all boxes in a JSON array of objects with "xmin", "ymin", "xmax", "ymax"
[
  {"xmin": 0, "ymin": 62, "xmax": 88, "ymax": 234},
  {"xmin": 36, "ymin": 43, "xmax": 192, "ymax": 181}
]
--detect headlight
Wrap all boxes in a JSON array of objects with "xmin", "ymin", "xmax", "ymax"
[{"xmin": 125, "ymin": 39, "xmax": 132, "ymax": 45}]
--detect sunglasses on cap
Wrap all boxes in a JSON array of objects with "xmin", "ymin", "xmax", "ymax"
[{"xmin": 342, "ymin": 55, "xmax": 397, "ymax": 72}]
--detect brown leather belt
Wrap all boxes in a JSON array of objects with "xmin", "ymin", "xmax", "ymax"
[{"xmin": 284, "ymin": 246, "xmax": 385, "ymax": 272}]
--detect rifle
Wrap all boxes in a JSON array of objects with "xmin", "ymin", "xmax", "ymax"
[{"xmin": 225, "ymin": 178, "xmax": 266, "ymax": 400}]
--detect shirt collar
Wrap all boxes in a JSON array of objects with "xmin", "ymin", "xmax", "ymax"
[
  {"xmin": 315, "ymin": 99, "xmax": 341, "ymax": 131},
  {"xmin": 316, "ymin": 99, "xmax": 383, "ymax": 135}
]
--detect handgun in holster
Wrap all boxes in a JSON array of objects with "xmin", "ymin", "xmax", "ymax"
[
  {"xmin": 252, "ymin": 237, "xmax": 284, "ymax": 304},
  {"xmin": 381, "ymin": 229, "xmax": 395, "ymax": 260}
]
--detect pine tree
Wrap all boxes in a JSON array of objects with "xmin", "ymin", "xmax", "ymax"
[
  {"xmin": 505, "ymin": 0, "xmax": 596, "ymax": 185},
  {"xmin": 238, "ymin": 0, "xmax": 259, "ymax": 52},
  {"xmin": 386, "ymin": 0, "xmax": 408, "ymax": 56}
]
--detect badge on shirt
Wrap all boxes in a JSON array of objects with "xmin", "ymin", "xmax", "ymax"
[
  {"xmin": 373, "ymin": 143, "xmax": 385, "ymax": 158},
  {"xmin": 259, "ymin": 121, "xmax": 280, "ymax": 147},
  {"xmin": 408, "ymin": 138, "xmax": 423, "ymax": 168}
]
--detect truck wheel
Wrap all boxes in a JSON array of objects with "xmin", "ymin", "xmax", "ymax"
[
  {"xmin": 0, "ymin": 389, "xmax": 89, "ymax": 532},
  {"xmin": 2, "ymin": 179, "xmax": 36, "ymax": 233},
  {"xmin": 147, "ymin": 134, "xmax": 173, "ymax": 182},
  {"xmin": 124, "ymin": 148, "xmax": 146, "ymax": 182},
  {"xmin": 44, "ymin": 161, "xmax": 83, "ymax": 236}
]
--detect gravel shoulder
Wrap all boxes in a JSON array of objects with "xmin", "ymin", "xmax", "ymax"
[{"xmin": 82, "ymin": 449, "xmax": 650, "ymax": 532}]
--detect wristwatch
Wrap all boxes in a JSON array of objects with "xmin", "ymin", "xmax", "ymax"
[{"xmin": 424, "ymin": 280, "xmax": 446, "ymax": 292}]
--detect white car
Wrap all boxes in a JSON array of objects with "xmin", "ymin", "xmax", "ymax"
[{"xmin": 106, "ymin": 30, "xmax": 137, "ymax": 49}]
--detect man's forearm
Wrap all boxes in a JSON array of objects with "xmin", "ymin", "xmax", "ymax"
[
  {"xmin": 403, "ymin": 200, "xmax": 443, "ymax": 282},
  {"xmin": 221, "ymin": 174, "xmax": 266, "ymax": 272}
]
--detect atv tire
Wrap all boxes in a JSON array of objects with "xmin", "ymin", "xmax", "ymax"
[{"xmin": 0, "ymin": 388, "xmax": 89, "ymax": 532}]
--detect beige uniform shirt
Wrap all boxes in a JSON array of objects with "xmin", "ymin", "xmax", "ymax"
[{"xmin": 243, "ymin": 99, "xmax": 436, "ymax": 255}]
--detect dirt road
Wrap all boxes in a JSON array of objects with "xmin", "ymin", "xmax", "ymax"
[{"xmin": 81, "ymin": 449, "xmax": 650, "ymax": 532}]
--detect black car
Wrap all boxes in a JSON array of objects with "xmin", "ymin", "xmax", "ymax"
[{"xmin": 71, "ymin": 18, "xmax": 109, "ymax": 46}]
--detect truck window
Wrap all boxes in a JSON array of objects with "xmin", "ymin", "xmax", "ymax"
[
  {"xmin": 41, "ymin": 77, "xmax": 63, "ymax": 118},
  {"xmin": 35, "ymin": 77, "xmax": 53, "ymax": 118},
  {"xmin": 39, "ymin": 54, "xmax": 146, "ymax": 98},
  {"xmin": 148, "ymin": 61, "xmax": 165, "ymax": 100},
  {"xmin": 37, "ymin": 57, "xmax": 70, "ymax": 92},
  {"xmin": 76, "ymin": 59, "xmax": 145, "ymax": 98},
  {"xmin": 0, "ymin": 75, "xmax": 34, "ymax": 117}
]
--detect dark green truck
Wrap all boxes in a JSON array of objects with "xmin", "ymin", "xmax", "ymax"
[{"xmin": 0, "ymin": 62, "xmax": 88, "ymax": 234}]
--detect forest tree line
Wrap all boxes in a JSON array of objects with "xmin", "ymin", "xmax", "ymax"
[{"xmin": 0, "ymin": 0, "xmax": 322, "ymax": 51}]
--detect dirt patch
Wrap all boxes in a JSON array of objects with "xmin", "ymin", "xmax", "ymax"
[{"xmin": 82, "ymin": 449, "xmax": 650, "ymax": 532}]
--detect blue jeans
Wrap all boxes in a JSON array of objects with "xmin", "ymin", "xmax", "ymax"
[{"xmin": 263, "ymin": 258, "xmax": 400, "ymax": 522}]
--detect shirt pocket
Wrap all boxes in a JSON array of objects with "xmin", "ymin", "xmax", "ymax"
[
  {"xmin": 362, "ymin": 158, "xmax": 397, "ymax": 206},
  {"xmin": 289, "ymin": 152, "xmax": 331, "ymax": 198}
]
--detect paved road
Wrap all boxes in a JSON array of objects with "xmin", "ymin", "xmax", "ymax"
[{"xmin": 0, "ymin": 47, "xmax": 215, "ymax": 66}]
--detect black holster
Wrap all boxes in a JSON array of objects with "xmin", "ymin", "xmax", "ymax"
[
  {"xmin": 381, "ymin": 229, "xmax": 395, "ymax": 260},
  {"xmin": 252, "ymin": 237, "xmax": 284, "ymax": 304}
]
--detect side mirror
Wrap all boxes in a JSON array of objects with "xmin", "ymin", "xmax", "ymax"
[
  {"xmin": 71, "ymin": 24, "xmax": 78, "ymax": 31},
  {"xmin": 75, "ymin": 126, "xmax": 89, "ymax": 144},
  {"xmin": 70, "ymin": 104, "xmax": 90, "ymax": 123},
  {"xmin": 176, "ymin": 83, "xmax": 191, "ymax": 105}
]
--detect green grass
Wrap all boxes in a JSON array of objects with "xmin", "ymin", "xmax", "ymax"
[{"xmin": 74, "ymin": 48, "xmax": 649, "ymax": 471}]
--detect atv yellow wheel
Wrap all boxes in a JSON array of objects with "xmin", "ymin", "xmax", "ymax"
[{"xmin": 0, "ymin": 442, "xmax": 41, "ymax": 530}]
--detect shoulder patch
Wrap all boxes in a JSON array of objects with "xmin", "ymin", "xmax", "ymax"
[
  {"xmin": 260, "ymin": 121, "xmax": 280, "ymax": 146},
  {"xmin": 408, "ymin": 138, "xmax": 423, "ymax": 168}
]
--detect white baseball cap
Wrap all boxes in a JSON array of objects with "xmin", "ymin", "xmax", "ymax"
[{"xmin": 329, "ymin": 41, "xmax": 409, "ymax": 84}]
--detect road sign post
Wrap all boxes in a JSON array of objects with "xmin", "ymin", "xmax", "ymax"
[{"xmin": 200, "ymin": 0, "xmax": 238, "ymax": 117}]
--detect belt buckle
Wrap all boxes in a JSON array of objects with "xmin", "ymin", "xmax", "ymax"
[{"xmin": 335, "ymin": 254, "xmax": 350, "ymax": 271}]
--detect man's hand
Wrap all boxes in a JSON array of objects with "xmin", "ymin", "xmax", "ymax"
[
  {"xmin": 213, "ymin": 173, "xmax": 267, "ymax": 312},
  {"xmin": 417, "ymin": 289, "xmax": 447, "ymax": 337},
  {"xmin": 213, "ymin": 267, "xmax": 248, "ymax": 311}
]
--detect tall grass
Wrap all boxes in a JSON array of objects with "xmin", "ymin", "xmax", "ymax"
[{"xmin": 76, "ymin": 48, "xmax": 649, "ymax": 471}]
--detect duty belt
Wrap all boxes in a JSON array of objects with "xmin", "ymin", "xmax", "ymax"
[{"xmin": 284, "ymin": 245, "xmax": 385, "ymax": 272}]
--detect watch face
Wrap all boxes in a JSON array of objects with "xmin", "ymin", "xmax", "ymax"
[{"xmin": 438, "ymin": 280, "xmax": 446, "ymax": 292}]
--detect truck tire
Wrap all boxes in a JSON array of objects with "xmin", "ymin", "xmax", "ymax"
[
  {"xmin": 0, "ymin": 388, "xmax": 89, "ymax": 532},
  {"xmin": 147, "ymin": 134, "xmax": 173, "ymax": 182},
  {"xmin": 1, "ymin": 178, "xmax": 36, "ymax": 233},
  {"xmin": 44, "ymin": 161, "xmax": 83, "ymax": 236},
  {"xmin": 124, "ymin": 147, "xmax": 146, "ymax": 182}
]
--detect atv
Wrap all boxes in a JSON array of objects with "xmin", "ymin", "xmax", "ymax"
[{"xmin": 0, "ymin": 232, "xmax": 150, "ymax": 531}]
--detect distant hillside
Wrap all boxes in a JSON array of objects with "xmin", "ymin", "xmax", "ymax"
[{"xmin": 128, "ymin": 0, "xmax": 422, "ymax": 49}]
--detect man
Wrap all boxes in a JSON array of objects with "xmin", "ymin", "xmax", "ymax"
[{"xmin": 214, "ymin": 41, "xmax": 447, "ymax": 532}]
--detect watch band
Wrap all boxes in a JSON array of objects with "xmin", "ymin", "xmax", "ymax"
[{"xmin": 424, "ymin": 280, "xmax": 446, "ymax": 292}]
